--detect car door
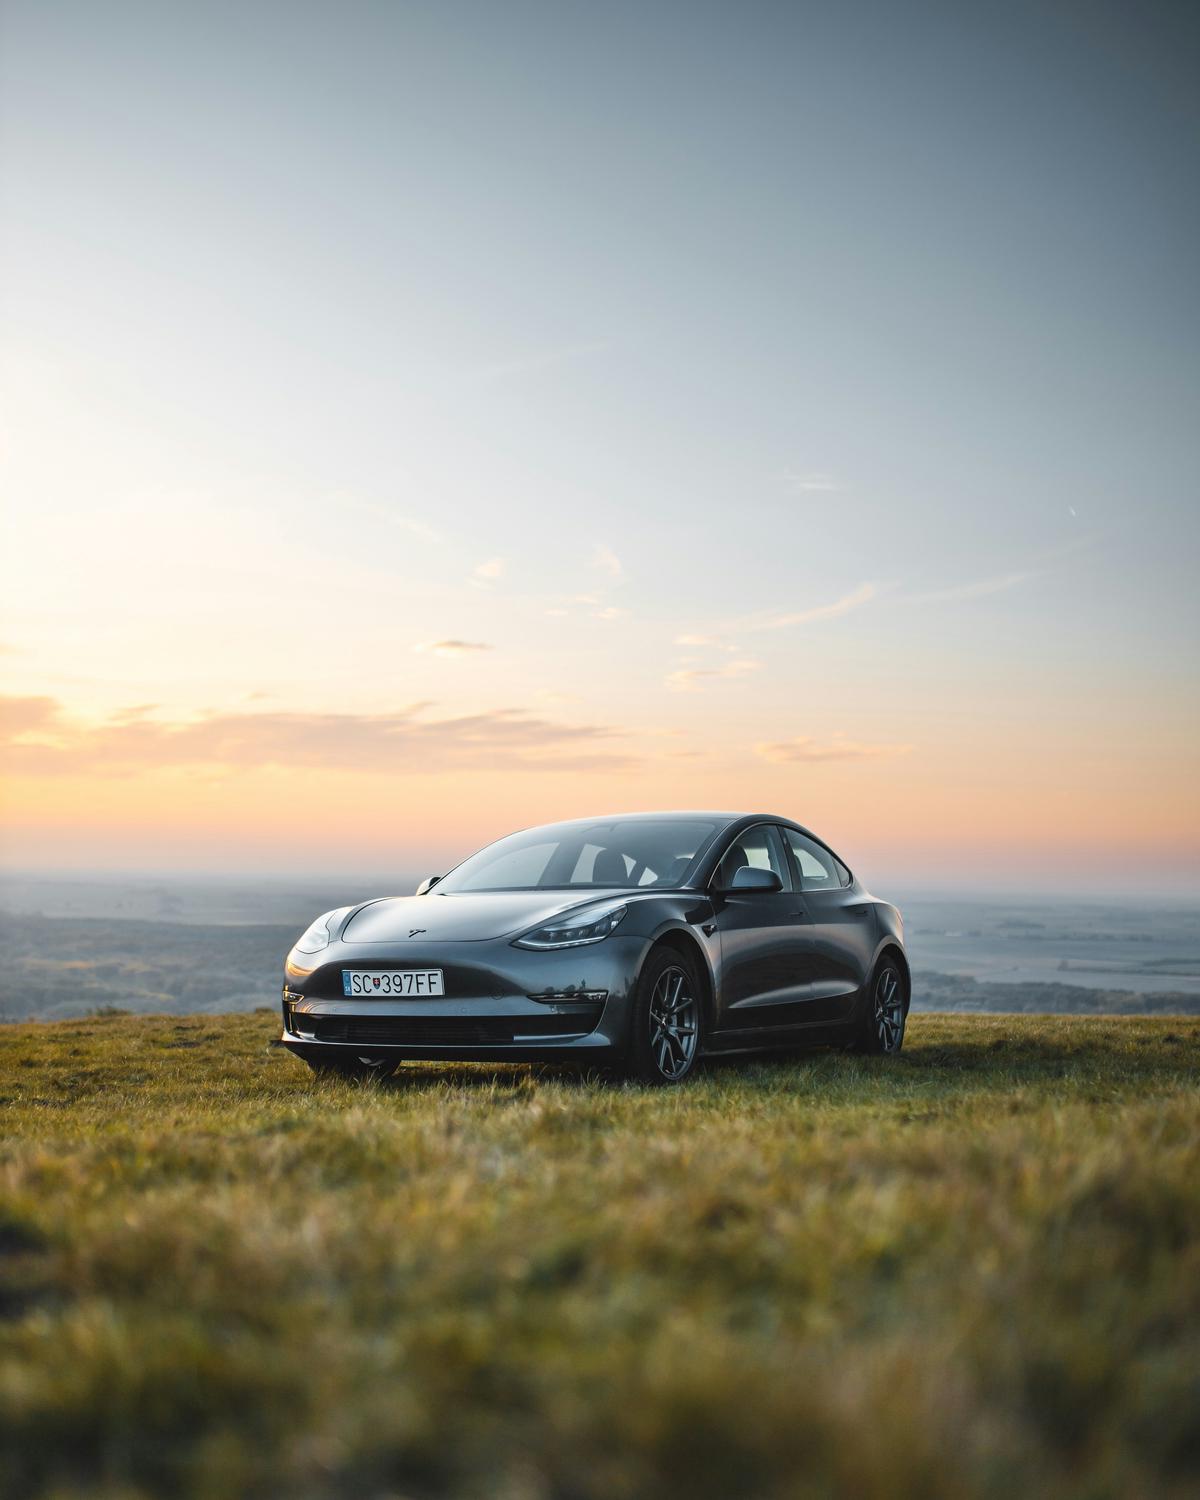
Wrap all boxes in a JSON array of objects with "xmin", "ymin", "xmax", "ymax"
[
  {"xmin": 781, "ymin": 827, "xmax": 871, "ymax": 1022},
  {"xmin": 710, "ymin": 823, "xmax": 821, "ymax": 1033}
]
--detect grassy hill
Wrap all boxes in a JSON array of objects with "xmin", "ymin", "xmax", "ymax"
[{"xmin": 1, "ymin": 1013, "xmax": 1197, "ymax": 1499}]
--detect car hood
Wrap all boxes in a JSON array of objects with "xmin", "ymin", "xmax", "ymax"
[{"xmin": 339, "ymin": 888, "xmax": 631, "ymax": 944}]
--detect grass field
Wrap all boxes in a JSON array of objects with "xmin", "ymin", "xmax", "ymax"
[{"xmin": 1, "ymin": 1014, "xmax": 1197, "ymax": 1500}]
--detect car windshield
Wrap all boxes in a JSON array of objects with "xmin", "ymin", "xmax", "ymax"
[{"xmin": 436, "ymin": 818, "xmax": 723, "ymax": 893}]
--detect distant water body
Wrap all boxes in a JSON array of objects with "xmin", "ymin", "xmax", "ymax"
[{"xmin": 898, "ymin": 894, "xmax": 1200, "ymax": 998}]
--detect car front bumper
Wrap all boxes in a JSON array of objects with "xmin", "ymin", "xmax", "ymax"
[{"xmin": 278, "ymin": 931, "xmax": 646, "ymax": 1065}]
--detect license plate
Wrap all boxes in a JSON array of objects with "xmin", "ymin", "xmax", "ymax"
[{"xmin": 342, "ymin": 969, "xmax": 444, "ymax": 997}]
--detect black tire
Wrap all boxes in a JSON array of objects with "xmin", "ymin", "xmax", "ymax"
[
  {"xmin": 306, "ymin": 1056, "xmax": 398, "ymax": 1082},
  {"xmin": 626, "ymin": 946, "xmax": 704, "ymax": 1085},
  {"xmin": 853, "ymin": 957, "xmax": 908, "ymax": 1055}
]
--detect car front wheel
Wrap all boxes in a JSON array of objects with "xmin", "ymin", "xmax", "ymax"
[{"xmin": 626, "ymin": 947, "xmax": 703, "ymax": 1084}]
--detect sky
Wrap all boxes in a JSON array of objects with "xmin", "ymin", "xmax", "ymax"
[{"xmin": 1, "ymin": 0, "xmax": 1198, "ymax": 891}]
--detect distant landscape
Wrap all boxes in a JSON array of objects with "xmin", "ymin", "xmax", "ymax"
[{"xmin": 0, "ymin": 872, "xmax": 1196, "ymax": 1021}]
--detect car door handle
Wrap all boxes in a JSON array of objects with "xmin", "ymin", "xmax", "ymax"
[{"xmin": 788, "ymin": 910, "xmax": 807, "ymax": 920}]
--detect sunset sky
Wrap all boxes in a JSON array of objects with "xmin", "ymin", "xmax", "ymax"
[{"xmin": 2, "ymin": 0, "xmax": 1198, "ymax": 890}]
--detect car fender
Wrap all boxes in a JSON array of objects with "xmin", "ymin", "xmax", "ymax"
[
  {"xmin": 867, "ymin": 912, "xmax": 910, "ymax": 1007},
  {"xmin": 639, "ymin": 900, "xmax": 720, "ymax": 1024}
]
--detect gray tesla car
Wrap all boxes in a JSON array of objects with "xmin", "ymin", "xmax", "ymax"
[{"xmin": 280, "ymin": 811, "xmax": 908, "ymax": 1085}]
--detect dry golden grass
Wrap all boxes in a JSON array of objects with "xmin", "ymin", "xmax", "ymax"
[{"xmin": 1, "ymin": 1012, "xmax": 1197, "ymax": 1499}]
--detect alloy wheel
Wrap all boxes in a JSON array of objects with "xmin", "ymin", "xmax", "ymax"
[
  {"xmin": 874, "ymin": 966, "xmax": 904, "ymax": 1051},
  {"xmin": 648, "ymin": 965, "xmax": 699, "ymax": 1080}
]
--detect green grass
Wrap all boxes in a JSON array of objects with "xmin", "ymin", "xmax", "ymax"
[{"xmin": 1, "ymin": 1014, "xmax": 1197, "ymax": 1500}]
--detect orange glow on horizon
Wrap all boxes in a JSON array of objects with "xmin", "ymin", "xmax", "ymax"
[{"xmin": 4, "ymin": 732, "xmax": 1198, "ymax": 888}]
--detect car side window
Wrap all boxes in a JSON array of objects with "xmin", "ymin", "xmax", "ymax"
[
  {"xmin": 783, "ymin": 829, "xmax": 843, "ymax": 891},
  {"xmin": 716, "ymin": 825, "xmax": 793, "ymax": 891}
]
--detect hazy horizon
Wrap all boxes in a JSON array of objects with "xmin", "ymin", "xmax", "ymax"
[
  {"xmin": 2, "ymin": 0, "xmax": 1197, "ymax": 889},
  {"xmin": 3, "ymin": 860, "xmax": 1198, "ymax": 906},
  {"xmin": 6, "ymin": 864, "xmax": 1197, "ymax": 1024}
]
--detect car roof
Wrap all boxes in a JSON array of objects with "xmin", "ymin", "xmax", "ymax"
[
  {"xmin": 531, "ymin": 811, "xmax": 757, "ymax": 827},
  {"xmin": 519, "ymin": 811, "xmax": 809, "ymax": 836}
]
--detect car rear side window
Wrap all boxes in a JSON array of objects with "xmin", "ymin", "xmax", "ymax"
[{"xmin": 783, "ymin": 829, "xmax": 848, "ymax": 891}]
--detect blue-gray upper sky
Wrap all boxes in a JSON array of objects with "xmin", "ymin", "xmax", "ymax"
[{"xmin": 1, "ymin": 0, "xmax": 1197, "ymax": 884}]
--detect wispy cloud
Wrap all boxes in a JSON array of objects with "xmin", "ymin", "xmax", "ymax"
[
  {"xmin": 666, "ymin": 659, "xmax": 764, "ymax": 693},
  {"xmin": 756, "ymin": 735, "xmax": 913, "ymax": 763},
  {"xmin": 472, "ymin": 557, "xmax": 506, "ymax": 584},
  {"xmin": 591, "ymin": 544, "xmax": 625, "ymax": 582},
  {"xmin": 673, "ymin": 633, "xmax": 739, "ymax": 656},
  {"xmin": 679, "ymin": 583, "xmax": 880, "ymax": 644},
  {"xmin": 0, "ymin": 696, "xmax": 57, "ymax": 736},
  {"xmin": 901, "ymin": 571, "xmax": 1031, "ymax": 606},
  {"xmin": 896, "ymin": 536, "xmax": 1094, "ymax": 612},
  {"xmin": 0, "ymin": 695, "xmax": 635, "ymax": 776},
  {"xmin": 765, "ymin": 582, "xmax": 878, "ymax": 629},
  {"xmin": 338, "ymin": 496, "xmax": 441, "ymax": 543},
  {"xmin": 542, "ymin": 587, "xmax": 627, "ymax": 619},
  {"xmin": 109, "ymin": 703, "xmax": 160, "ymax": 722},
  {"xmin": 782, "ymin": 471, "xmax": 841, "ymax": 494},
  {"xmin": 413, "ymin": 639, "xmax": 493, "ymax": 657}
]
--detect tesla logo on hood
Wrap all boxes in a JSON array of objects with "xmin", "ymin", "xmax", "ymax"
[{"xmin": 409, "ymin": 928, "xmax": 426, "ymax": 937}]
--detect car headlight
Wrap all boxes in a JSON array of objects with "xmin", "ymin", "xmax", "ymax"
[
  {"xmin": 513, "ymin": 902, "xmax": 628, "ymax": 951},
  {"xmin": 292, "ymin": 907, "xmax": 353, "ymax": 954}
]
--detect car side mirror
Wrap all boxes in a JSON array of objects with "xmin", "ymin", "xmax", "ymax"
[
  {"xmin": 415, "ymin": 875, "xmax": 442, "ymax": 896},
  {"xmin": 728, "ymin": 866, "xmax": 783, "ymax": 893}
]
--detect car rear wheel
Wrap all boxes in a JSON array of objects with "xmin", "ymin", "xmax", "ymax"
[
  {"xmin": 853, "ymin": 957, "xmax": 907, "ymax": 1055},
  {"xmin": 626, "ymin": 947, "xmax": 703, "ymax": 1084}
]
